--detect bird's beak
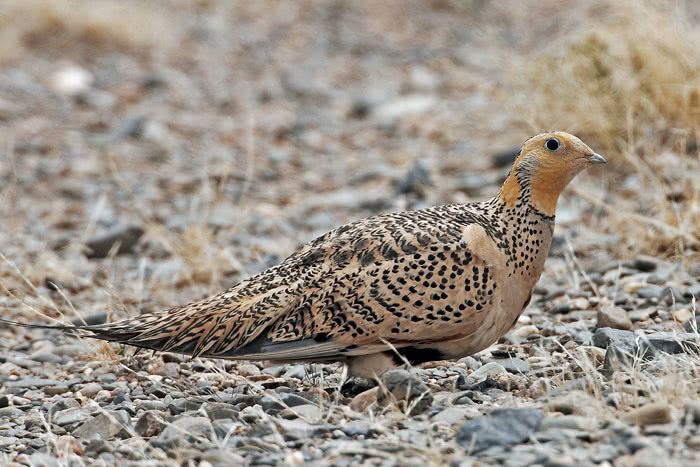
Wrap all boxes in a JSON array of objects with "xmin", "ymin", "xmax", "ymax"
[{"xmin": 587, "ymin": 153, "xmax": 607, "ymax": 165}]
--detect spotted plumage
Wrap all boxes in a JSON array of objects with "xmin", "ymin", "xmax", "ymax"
[{"xmin": 2, "ymin": 132, "xmax": 606, "ymax": 378}]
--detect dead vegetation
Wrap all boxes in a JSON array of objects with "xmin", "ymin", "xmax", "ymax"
[
  {"xmin": 503, "ymin": 0, "xmax": 700, "ymax": 260},
  {"xmin": 0, "ymin": 0, "xmax": 175, "ymax": 61}
]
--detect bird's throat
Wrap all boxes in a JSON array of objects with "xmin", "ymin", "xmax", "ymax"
[
  {"xmin": 529, "ymin": 167, "xmax": 570, "ymax": 216},
  {"xmin": 497, "ymin": 168, "xmax": 567, "ymax": 217}
]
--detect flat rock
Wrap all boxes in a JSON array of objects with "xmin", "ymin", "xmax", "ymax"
[
  {"xmin": 79, "ymin": 383, "xmax": 103, "ymax": 398},
  {"xmin": 643, "ymin": 332, "xmax": 700, "ymax": 354},
  {"xmin": 540, "ymin": 415, "xmax": 594, "ymax": 431},
  {"xmin": 547, "ymin": 391, "xmax": 600, "ymax": 415},
  {"xmin": 624, "ymin": 403, "xmax": 672, "ymax": 427},
  {"xmin": 487, "ymin": 358, "xmax": 530, "ymax": 374},
  {"xmin": 73, "ymin": 411, "xmax": 130, "ymax": 440},
  {"xmin": 85, "ymin": 225, "xmax": 144, "ymax": 259},
  {"xmin": 457, "ymin": 408, "xmax": 543, "ymax": 453},
  {"xmin": 279, "ymin": 403, "xmax": 322, "ymax": 420},
  {"xmin": 5, "ymin": 378, "xmax": 66, "ymax": 389},
  {"xmin": 592, "ymin": 327, "xmax": 637, "ymax": 350},
  {"xmin": 212, "ymin": 419, "xmax": 242, "ymax": 438},
  {"xmin": 260, "ymin": 392, "xmax": 315, "ymax": 412},
  {"xmin": 154, "ymin": 415, "xmax": 212, "ymax": 448},
  {"xmin": 341, "ymin": 420, "xmax": 377, "ymax": 437},
  {"xmin": 432, "ymin": 406, "xmax": 481, "ymax": 426},
  {"xmin": 0, "ymin": 407, "xmax": 24, "ymax": 418},
  {"xmin": 378, "ymin": 369, "xmax": 433, "ymax": 415},
  {"xmin": 202, "ymin": 449, "xmax": 246, "ymax": 466},
  {"xmin": 0, "ymin": 436, "xmax": 19, "ymax": 449},
  {"xmin": 636, "ymin": 286, "xmax": 664, "ymax": 299},
  {"xmin": 202, "ymin": 402, "xmax": 237, "ymax": 421},
  {"xmin": 350, "ymin": 387, "xmax": 379, "ymax": 412},
  {"xmin": 461, "ymin": 362, "xmax": 507, "ymax": 387},
  {"xmin": 53, "ymin": 407, "xmax": 91, "ymax": 426},
  {"xmin": 596, "ymin": 306, "xmax": 633, "ymax": 330},
  {"xmin": 273, "ymin": 418, "xmax": 317, "ymax": 441}
]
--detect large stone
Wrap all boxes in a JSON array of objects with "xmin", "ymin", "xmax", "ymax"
[
  {"xmin": 432, "ymin": 406, "xmax": 481, "ymax": 426},
  {"xmin": 53, "ymin": 407, "xmax": 91, "ymax": 426},
  {"xmin": 459, "ymin": 362, "xmax": 507, "ymax": 388},
  {"xmin": 547, "ymin": 391, "xmax": 600, "ymax": 415},
  {"xmin": 624, "ymin": 403, "xmax": 672, "ymax": 427},
  {"xmin": 378, "ymin": 369, "xmax": 433, "ymax": 415},
  {"xmin": 202, "ymin": 402, "xmax": 237, "ymax": 421},
  {"xmin": 85, "ymin": 225, "xmax": 144, "ymax": 259},
  {"xmin": 73, "ymin": 411, "xmax": 130, "ymax": 440},
  {"xmin": 279, "ymin": 404, "xmax": 322, "ymax": 420},
  {"xmin": 0, "ymin": 407, "xmax": 24, "ymax": 419},
  {"xmin": 79, "ymin": 383, "xmax": 103, "ymax": 398},
  {"xmin": 487, "ymin": 358, "xmax": 530, "ymax": 374},
  {"xmin": 457, "ymin": 408, "xmax": 543, "ymax": 453},
  {"xmin": 350, "ymin": 387, "xmax": 379, "ymax": 412},
  {"xmin": 260, "ymin": 392, "xmax": 314, "ymax": 413},
  {"xmin": 592, "ymin": 328, "xmax": 637, "ymax": 350},
  {"xmin": 596, "ymin": 306, "xmax": 633, "ymax": 330},
  {"xmin": 644, "ymin": 332, "xmax": 700, "ymax": 354},
  {"xmin": 5, "ymin": 378, "xmax": 66, "ymax": 389},
  {"xmin": 135, "ymin": 411, "xmax": 166, "ymax": 438},
  {"xmin": 593, "ymin": 328, "xmax": 655, "ymax": 373},
  {"xmin": 272, "ymin": 418, "xmax": 317, "ymax": 441},
  {"xmin": 153, "ymin": 416, "xmax": 212, "ymax": 448},
  {"xmin": 601, "ymin": 330, "xmax": 700, "ymax": 373}
]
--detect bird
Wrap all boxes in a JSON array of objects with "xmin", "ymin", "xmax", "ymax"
[{"xmin": 2, "ymin": 131, "xmax": 606, "ymax": 379}]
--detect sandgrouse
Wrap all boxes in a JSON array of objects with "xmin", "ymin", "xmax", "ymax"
[{"xmin": 3, "ymin": 132, "xmax": 605, "ymax": 378}]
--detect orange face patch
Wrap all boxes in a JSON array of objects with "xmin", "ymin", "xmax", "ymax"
[
  {"xmin": 497, "ymin": 131, "xmax": 599, "ymax": 216},
  {"xmin": 529, "ymin": 161, "xmax": 574, "ymax": 216}
]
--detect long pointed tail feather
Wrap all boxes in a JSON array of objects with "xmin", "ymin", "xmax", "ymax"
[{"xmin": 0, "ymin": 317, "xmax": 164, "ymax": 352}]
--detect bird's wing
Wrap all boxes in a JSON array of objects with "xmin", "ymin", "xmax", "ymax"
[
  {"xmin": 219, "ymin": 205, "xmax": 505, "ymax": 361},
  {"xmin": 3, "ymin": 204, "xmax": 502, "ymax": 362}
]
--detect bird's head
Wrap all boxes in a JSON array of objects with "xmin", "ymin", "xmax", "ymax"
[{"xmin": 498, "ymin": 131, "xmax": 606, "ymax": 216}]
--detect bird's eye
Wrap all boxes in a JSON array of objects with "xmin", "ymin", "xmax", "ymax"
[{"xmin": 545, "ymin": 138, "xmax": 560, "ymax": 151}]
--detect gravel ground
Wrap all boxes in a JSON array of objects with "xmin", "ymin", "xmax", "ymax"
[{"xmin": 1, "ymin": 1, "xmax": 700, "ymax": 466}]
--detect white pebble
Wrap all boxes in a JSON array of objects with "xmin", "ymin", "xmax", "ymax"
[{"xmin": 50, "ymin": 66, "xmax": 93, "ymax": 96}]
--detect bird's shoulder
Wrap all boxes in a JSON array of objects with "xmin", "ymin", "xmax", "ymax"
[{"xmin": 287, "ymin": 202, "xmax": 502, "ymax": 269}]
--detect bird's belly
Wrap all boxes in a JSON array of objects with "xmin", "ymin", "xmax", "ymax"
[{"xmin": 433, "ymin": 289, "xmax": 529, "ymax": 358}]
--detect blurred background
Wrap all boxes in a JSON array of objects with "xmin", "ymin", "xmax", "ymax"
[{"xmin": 0, "ymin": 0, "xmax": 699, "ymax": 319}]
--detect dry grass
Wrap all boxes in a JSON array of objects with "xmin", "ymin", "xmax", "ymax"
[
  {"xmin": 0, "ymin": 0, "xmax": 175, "ymax": 62},
  {"xmin": 505, "ymin": 0, "xmax": 700, "ymax": 259},
  {"xmin": 515, "ymin": 0, "xmax": 700, "ymax": 153}
]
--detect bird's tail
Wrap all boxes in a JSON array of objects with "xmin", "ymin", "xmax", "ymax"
[
  {"xmin": 0, "ymin": 316, "xmax": 159, "ymax": 349},
  {"xmin": 0, "ymin": 305, "xmax": 220, "ymax": 356},
  {"xmin": 1, "ymin": 276, "xmax": 305, "ymax": 359}
]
